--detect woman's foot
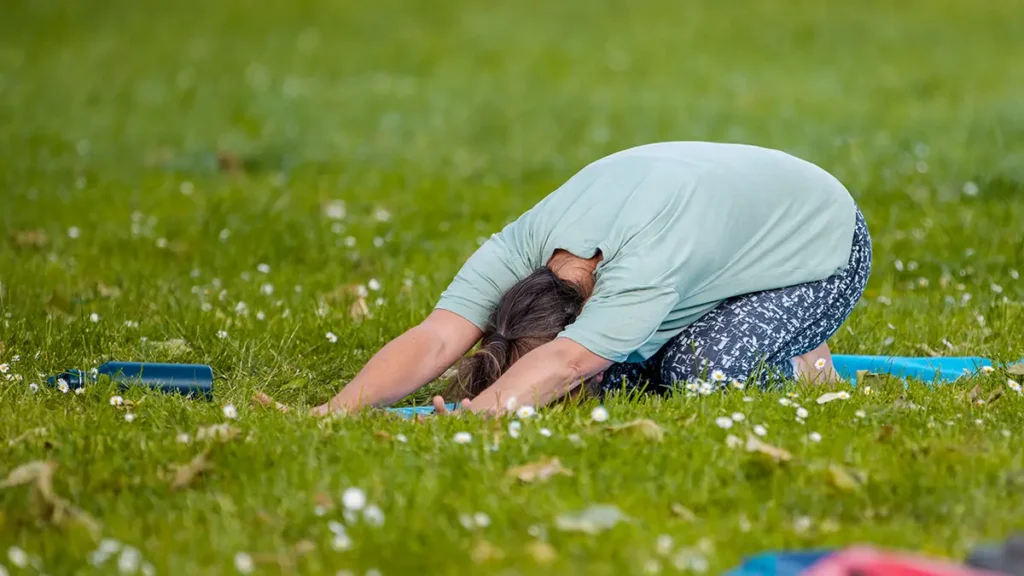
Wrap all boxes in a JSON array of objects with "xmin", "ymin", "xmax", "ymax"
[{"xmin": 793, "ymin": 342, "xmax": 840, "ymax": 384}]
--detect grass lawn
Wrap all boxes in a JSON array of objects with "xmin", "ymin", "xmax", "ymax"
[{"xmin": 2, "ymin": 0, "xmax": 1024, "ymax": 573}]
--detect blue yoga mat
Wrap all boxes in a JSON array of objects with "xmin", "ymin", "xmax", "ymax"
[
  {"xmin": 723, "ymin": 550, "xmax": 835, "ymax": 576},
  {"xmin": 385, "ymin": 355, "xmax": 1021, "ymax": 416}
]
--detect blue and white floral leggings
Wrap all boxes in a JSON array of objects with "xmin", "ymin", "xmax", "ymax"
[{"xmin": 602, "ymin": 209, "xmax": 872, "ymax": 392}]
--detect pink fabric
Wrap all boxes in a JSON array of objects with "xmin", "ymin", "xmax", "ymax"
[{"xmin": 803, "ymin": 546, "xmax": 1003, "ymax": 576}]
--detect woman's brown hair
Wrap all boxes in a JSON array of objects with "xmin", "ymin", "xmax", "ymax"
[{"xmin": 442, "ymin": 267, "xmax": 586, "ymax": 400}]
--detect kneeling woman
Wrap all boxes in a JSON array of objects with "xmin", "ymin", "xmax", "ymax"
[{"xmin": 311, "ymin": 142, "xmax": 870, "ymax": 416}]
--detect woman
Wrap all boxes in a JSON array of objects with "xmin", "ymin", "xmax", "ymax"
[{"xmin": 301, "ymin": 142, "xmax": 871, "ymax": 416}]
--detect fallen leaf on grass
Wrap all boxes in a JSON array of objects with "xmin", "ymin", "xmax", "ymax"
[
  {"xmin": 744, "ymin": 434, "xmax": 792, "ymax": 462},
  {"xmin": 0, "ymin": 460, "xmax": 101, "ymax": 536},
  {"xmin": 670, "ymin": 503, "xmax": 698, "ymax": 522},
  {"xmin": 171, "ymin": 450, "xmax": 211, "ymax": 491},
  {"xmin": 968, "ymin": 384, "xmax": 983, "ymax": 402},
  {"xmin": 1009, "ymin": 364, "xmax": 1024, "ymax": 377},
  {"xmin": 825, "ymin": 465, "xmax": 862, "ymax": 493},
  {"xmin": 11, "ymin": 229, "xmax": 49, "ymax": 249},
  {"xmin": 375, "ymin": 431, "xmax": 393, "ymax": 441},
  {"xmin": 350, "ymin": 297, "xmax": 371, "ymax": 321},
  {"xmin": 195, "ymin": 424, "xmax": 240, "ymax": 443},
  {"xmin": 554, "ymin": 504, "xmax": 630, "ymax": 534},
  {"xmin": 96, "ymin": 282, "xmax": 121, "ymax": 299},
  {"xmin": 525, "ymin": 540, "xmax": 557, "ymax": 565},
  {"xmin": 816, "ymin": 392, "xmax": 846, "ymax": 404},
  {"xmin": 470, "ymin": 540, "xmax": 505, "ymax": 564},
  {"xmin": 606, "ymin": 419, "xmax": 665, "ymax": 442},
  {"xmin": 877, "ymin": 424, "xmax": 895, "ymax": 442},
  {"xmin": 7, "ymin": 427, "xmax": 47, "ymax": 447},
  {"xmin": 507, "ymin": 457, "xmax": 573, "ymax": 483},
  {"xmin": 986, "ymin": 388, "xmax": 1004, "ymax": 406}
]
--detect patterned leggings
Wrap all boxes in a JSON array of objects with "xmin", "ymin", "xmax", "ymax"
[{"xmin": 602, "ymin": 209, "xmax": 872, "ymax": 391}]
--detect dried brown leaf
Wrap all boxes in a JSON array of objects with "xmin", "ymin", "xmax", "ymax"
[
  {"xmin": 96, "ymin": 282, "xmax": 122, "ymax": 299},
  {"xmin": 350, "ymin": 297, "xmax": 371, "ymax": 321},
  {"xmin": 7, "ymin": 427, "xmax": 47, "ymax": 447},
  {"xmin": 217, "ymin": 150, "xmax": 243, "ymax": 174},
  {"xmin": 171, "ymin": 451, "xmax": 210, "ymax": 491},
  {"xmin": 525, "ymin": 540, "xmax": 557, "ymax": 565},
  {"xmin": 825, "ymin": 465, "xmax": 861, "ymax": 493},
  {"xmin": 1009, "ymin": 364, "xmax": 1024, "ymax": 377},
  {"xmin": 744, "ymin": 434, "xmax": 792, "ymax": 462},
  {"xmin": 986, "ymin": 388, "xmax": 1004, "ymax": 406},
  {"xmin": 607, "ymin": 419, "xmax": 665, "ymax": 442},
  {"xmin": 314, "ymin": 492, "xmax": 335, "ymax": 512},
  {"xmin": 0, "ymin": 460, "xmax": 53, "ymax": 488},
  {"xmin": 670, "ymin": 503, "xmax": 698, "ymax": 522},
  {"xmin": 0, "ymin": 459, "xmax": 100, "ymax": 536},
  {"xmin": 470, "ymin": 540, "xmax": 504, "ymax": 564},
  {"xmin": 12, "ymin": 229, "xmax": 49, "ymax": 249},
  {"xmin": 507, "ymin": 457, "xmax": 573, "ymax": 483},
  {"xmin": 968, "ymin": 384, "xmax": 983, "ymax": 402},
  {"xmin": 374, "ymin": 430, "xmax": 393, "ymax": 441},
  {"xmin": 877, "ymin": 424, "xmax": 895, "ymax": 442}
]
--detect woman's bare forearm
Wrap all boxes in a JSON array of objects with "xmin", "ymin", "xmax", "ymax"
[
  {"xmin": 323, "ymin": 310, "xmax": 483, "ymax": 412},
  {"xmin": 326, "ymin": 327, "xmax": 450, "ymax": 410}
]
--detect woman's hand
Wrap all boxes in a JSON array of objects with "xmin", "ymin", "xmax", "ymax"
[
  {"xmin": 431, "ymin": 395, "xmax": 471, "ymax": 415},
  {"xmin": 253, "ymin": 391, "xmax": 344, "ymax": 417}
]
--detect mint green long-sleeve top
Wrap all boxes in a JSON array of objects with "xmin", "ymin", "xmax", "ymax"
[{"xmin": 435, "ymin": 142, "xmax": 857, "ymax": 364}]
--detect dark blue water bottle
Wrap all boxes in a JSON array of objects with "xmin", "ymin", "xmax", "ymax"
[{"xmin": 47, "ymin": 362, "xmax": 214, "ymax": 399}]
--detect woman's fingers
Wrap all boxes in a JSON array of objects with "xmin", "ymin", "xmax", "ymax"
[
  {"xmin": 432, "ymin": 395, "xmax": 449, "ymax": 414},
  {"xmin": 252, "ymin": 392, "xmax": 289, "ymax": 413}
]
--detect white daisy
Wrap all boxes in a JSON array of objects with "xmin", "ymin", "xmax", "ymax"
[
  {"xmin": 363, "ymin": 504, "xmax": 385, "ymax": 527},
  {"xmin": 176, "ymin": 433, "xmax": 191, "ymax": 444},
  {"xmin": 234, "ymin": 552, "xmax": 254, "ymax": 574},
  {"xmin": 590, "ymin": 406, "xmax": 609, "ymax": 422},
  {"xmin": 89, "ymin": 313, "xmax": 100, "ymax": 323},
  {"xmin": 217, "ymin": 330, "xmax": 229, "ymax": 339},
  {"xmin": 837, "ymin": 391, "xmax": 850, "ymax": 399},
  {"xmin": 0, "ymin": 363, "xmax": 9, "ymax": 374},
  {"xmin": 710, "ymin": 370, "xmax": 726, "ymax": 382},
  {"xmin": 796, "ymin": 407, "xmax": 809, "ymax": 418},
  {"xmin": 981, "ymin": 366, "xmax": 995, "ymax": 374},
  {"xmin": 730, "ymin": 412, "xmax": 745, "ymax": 422},
  {"xmin": 814, "ymin": 358, "xmax": 827, "ymax": 370},
  {"xmin": 342, "ymin": 487, "xmax": 367, "ymax": 511},
  {"xmin": 1008, "ymin": 379, "xmax": 1022, "ymax": 394},
  {"xmin": 8, "ymin": 546, "xmax": 28, "ymax": 567},
  {"xmin": 68, "ymin": 226, "xmax": 81, "ymax": 239},
  {"xmin": 714, "ymin": 416, "xmax": 733, "ymax": 429},
  {"xmin": 854, "ymin": 410, "xmax": 866, "ymax": 418},
  {"xmin": 753, "ymin": 424, "xmax": 767, "ymax": 437},
  {"xmin": 539, "ymin": 428, "xmax": 552, "ymax": 437},
  {"xmin": 222, "ymin": 404, "xmax": 238, "ymax": 419},
  {"xmin": 326, "ymin": 332, "xmax": 338, "ymax": 343},
  {"xmin": 863, "ymin": 386, "xmax": 872, "ymax": 395},
  {"xmin": 110, "ymin": 395, "xmax": 124, "ymax": 406},
  {"xmin": 368, "ymin": 278, "xmax": 381, "ymax": 291},
  {"xmin": 808, "ymin": 432, "xmax": 822, "ymax": 442},
  {"xmin": 516, "ymin": 405, "xmax": 535, "ymax": 419},
  {"xmin": 778, "ymin": 398, "xmax": 792, "ymax": 407},
  {"xmin": 730, "ymin": 379, "xmax": 745, "ymax": 390},
  {"xmin": 257, "ymin": 263, "xmax": 271, "ymax": 274},
  {"xmin": 508, "ymin": 421, "xmax": 521, "ymax": 438},
  {"xmin": 29, "ymin": 383, "xmax": 39, "ymax": 393},
  {"xmin": 57, "ymin": 379, "xmax": 70, "ymax": 394},
  {"xmin": 395, "ymin": 434, "xmax": 408, "ymax": 443},
  {"xmin": 453, "ymin": 431, "xmax": 472, "ymax": 444},
  {"xmin": 124, "ymin": 413, "xmax": 135, "ymax": 423},
  {"xmin": 473, "ymin": 512, "xmax": 491, "ymax": 528}
]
